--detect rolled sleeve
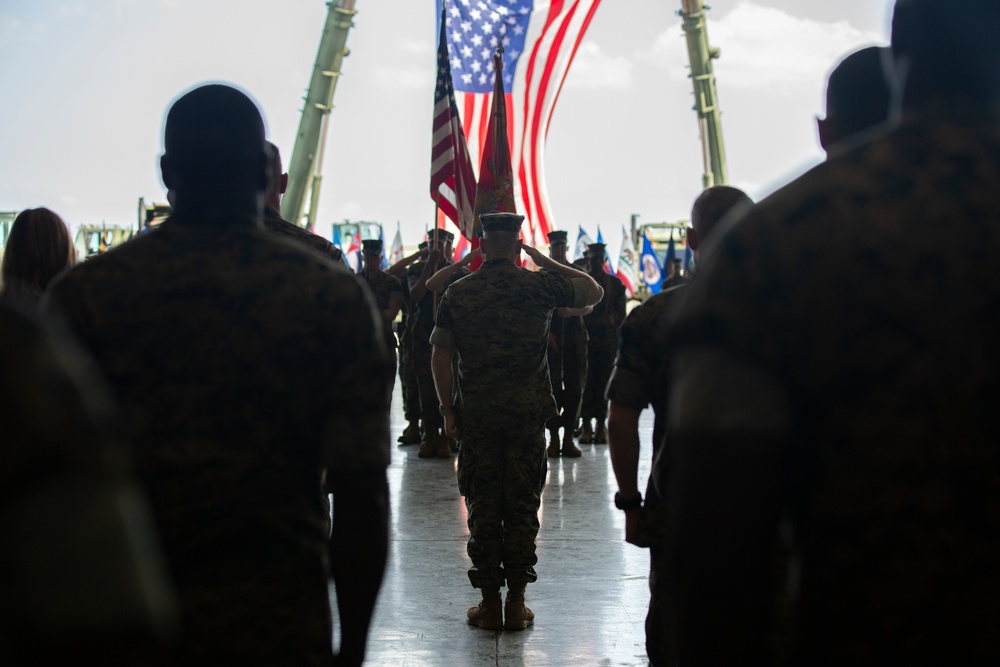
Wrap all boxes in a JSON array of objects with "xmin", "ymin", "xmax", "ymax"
[
  {"xmin": 568, "ymin": 276, "xmax": 590, "ymax": 309},
  {"xmin": 429, "ymin": 325, "xmax": 456, "ymax": 350},
  {"xmin": 607, "ymin": 365, "xmax": 649, "ymax": 408}
]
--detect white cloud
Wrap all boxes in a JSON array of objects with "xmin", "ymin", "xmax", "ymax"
[
  {"xmin": 564, "ymin": 41, "xmax": 633, "ymax": 90},
  {"xmin": 373, "ymin": 65, "xmax": 433, "ymax": 90},
  {"xmin": 397, "ymin": 39, "xmax": 432, "ymax": 56},
  {"xmin": 58, "ymin": 2, "xmax": 85, "ymax": 19},
  {"xmin": 643, "ymin": 1, "xmax": 884, "ymax": 97},
  {"xmin": 0, "ymin": 14, "xmax": 22, "ymax": 48}
]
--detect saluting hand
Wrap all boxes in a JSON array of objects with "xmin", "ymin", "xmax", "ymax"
[{"xmin": 521, "ymin": 244, "xmax": 544, "ymax": 265}]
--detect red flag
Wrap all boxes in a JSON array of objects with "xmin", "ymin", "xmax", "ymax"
[
  {"xmin": 430, "ymin": 2, "xmax": 477, "ymax": 237},
  {"xmin": 468, "ymin": 46, "xmax": 518, "ymax": 269}
]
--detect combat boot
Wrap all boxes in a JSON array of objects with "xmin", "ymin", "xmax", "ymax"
[
  {"xmin": 561, "ymin": 431, "xmax": 582, "ymax": 457},
  {"xmin": 436, "ymin": 431, "xmax": 454, "ymax": 458},
  {"xmin": 547, "ymin": 430, "xmax": 561, "ymax": 457},
  {"xmin": 417, "ymin": 430, "xmax": 437, "ymax": 459},
  {"xmin": 398, "ymin": 420, "xmax": 421, "ymax": 445},
  {"xmin": 503, "ymin": 583, "xmax": 534, "ymax": 631},
  {"xmin": 594, "ymin": 420, "xmax": 608, "ymax": 444},
  {"xmin": 579, "ymin": 421, "xmax": 593, "ymax": 444},
  {"xmin": 467, "ymin": 587, "xmax": 503, "ymax": 630}
]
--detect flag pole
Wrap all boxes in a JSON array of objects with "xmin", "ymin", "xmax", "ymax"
[{"xmin": 433, "ymin": 191, "xmax": 441, "ymax": 320}]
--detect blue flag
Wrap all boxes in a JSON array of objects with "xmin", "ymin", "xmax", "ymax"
[
  {"xmin": 640, "ymin": 233, "xmax": 664, "ymax": 295},
  {"xmin": 683, "ymin": 243, "xmax": 694, "ymax": 273},
  {"xmin": 665, "ymin": 234, "xmax": 676, "ymax": 267},
  {"xmin": 596, "ymin": 227, "xmax": 613, "ymax": 273},
  {"xmin": 574, "ymin": 225, "xmax": 593, "ymax": 260},
  {"xmin": 332, "ymin": 226, "xmax": 343, "ymax": 249}
]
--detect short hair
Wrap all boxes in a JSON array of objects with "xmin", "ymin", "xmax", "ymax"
[
  {"xmin": 163, "ymin": 84, "xmax": 267, "ymax": 194},
  {"xmin": 265, "ymin": 141, "xmax": 283, "ymax": 199},
  {"xmin": 825, "ymin": 46, "xmax": 892, "ymax": 143},
  {"xmin": 892, "ymin": 0, "xmax": 1000, "ymax": 105},
  {"xmin": 1, "ymin": 208, "xmax": 77, "ymax": 299},
  {"xmin": 691, "ymin": 186, "xmax": 753, "ymax": 242}
]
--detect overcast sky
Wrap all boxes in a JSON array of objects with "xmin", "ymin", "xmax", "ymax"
[{"xmin": 0, "ymin": 0, "xmax": 894, "ymax": 259}]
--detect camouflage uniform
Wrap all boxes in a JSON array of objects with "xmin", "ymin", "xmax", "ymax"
[
  {"xmin": 430, "ymin": 258, "xmax": 588, "ymax": 588},
  {"xmin": 264, "ymin": 206, "xmax": 344, "ymax": 263},
  {"xmin": 362, "ymin": 269, "xmax": 404, "ymax": 391},
  {"xmin": 0, "ymin": 302, "xmax": 175, "ymax": 663},
  {"xmin": 606, "ymin": 286, "xmax": 684, "ymax": 666},
  {"xmin": 46, "ymin": 211, "xmax": 392, "ymax": 667},
  {"xmin": 408, "ymin": 259, "xmax": 468, "ymax": 438},
  {"xmin": 582, "ymin": 271, "xmax": 627, "ymax": 426},
  {"xmin": 397, "ymin": 275, "xmax": 421, "ymax": 424},
  {"xmin": 663, "ymin": 105, "xmax": 1000, "ymax": 664},
  {"xmin": 547, "ymin": 308, "xmax": 588, "ymax": 435}
]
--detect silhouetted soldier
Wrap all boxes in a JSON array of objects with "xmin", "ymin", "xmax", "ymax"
[
  {"xmin": 580, "ymin": 242, "xmax": 626, "ymax": 444},
  {"xmin": 47, "ymin": 84, "xmax": 392, "ymax": 667},
  {"xmin": 390, "ymin": 241, "xmax": 428, "ymax": 445},
  {"xmin": 544, "ymin": 230, "xmax": 589, "ymax": 457},
  {"xmin": 664, "ymin": 0, "xmax": 1000, "ymax": 662},
  {"xmin": 429, "ymin": 213, "xmax": 603, "ymax": 630},
  {"xmin": 360, "ymin": 238, "xmax": 404, "ymax": 392},
  {"xmin": 817, "ymin": 46, "xmax": 893, "ymax": 156},
  {"xmin": 263, "ymin": 141, "xmax": 344, "ymax": 263},
  {"xmin": 607, "ymin": 186, "xmax": 752, "ymax": 667}
]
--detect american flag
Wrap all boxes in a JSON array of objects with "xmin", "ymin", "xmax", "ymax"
[
  {"xmin": 431, "ymin": 3, "xmax": 478, "ymax": 237},
  {"xmin": 436, "ymin": 0, "xmax": 602, "ymax": 241}
]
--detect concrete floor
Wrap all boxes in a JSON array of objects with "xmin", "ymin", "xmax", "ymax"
[{"xmin": 337, "ymin": 385, "xmax": 658, "ymax": 666}]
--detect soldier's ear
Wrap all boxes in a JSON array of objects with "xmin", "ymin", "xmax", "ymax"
[
  {"xmin": 280, "ymin": 172, "xmax": 289, "ymax": 195},
  {"xmin": 160, "ymin": 155, "xmax": 175, "ymax": 189},
  {"xmin": 817, "ymin": 116, "xmax": 833, "ymax": 153}
]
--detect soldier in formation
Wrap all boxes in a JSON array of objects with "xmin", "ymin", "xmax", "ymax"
[
  {"xmin": 429, "ymin": 213, "xmax": 603, "ymax": 630},
  {"xmin": 580, "ymin": 242, "xmax": 627, "ymax": 444},
  {"xmin": 543, "ymin": 230, "xmax": 589, "ymax": 457},
  {"xmin": 387, "ymin": 242, "xmax": 427, "ymax": 445},
  {"xmin": 360, "ymin": 238, "xmax": 404, "ymax": 391},
  {"xmin": 408, "ymin": 229, "xmax": 467, "ymax": 458}
]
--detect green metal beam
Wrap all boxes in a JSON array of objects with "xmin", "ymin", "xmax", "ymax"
[
  {"xmin": 678, "ymin": 0, "xmax": 728, "ymax": 188},
  {"xmin": 281, "ymin": 0, "xmax": 358, "ymax": 228}
]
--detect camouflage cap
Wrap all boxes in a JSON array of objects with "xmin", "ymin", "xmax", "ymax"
[
  {"xmin": 547, "ymin": 230, "xmax": 569, "ymax": 243},
  {"xmin": 362, "ymin": 239, "xmax": 383, "ymax": 253},
  {"xmin": 479, "ymin": 212, "xmax": 524, "ymax": 236}
]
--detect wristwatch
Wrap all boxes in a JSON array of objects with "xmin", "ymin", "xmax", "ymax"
[
  {"xmin": 439, "ymin": 404, "xmax": 454, "ymax": 416},
  {"xmin": 614, "ymin": 491, "xmax": 643, "ymax": 511}
]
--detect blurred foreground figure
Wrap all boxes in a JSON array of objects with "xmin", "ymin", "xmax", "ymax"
[
  {"xmin": 46, "ymin": 84, "xmax": 392, "ymax": 667},
  {"xmin": 818, "ymin": 45, "xmax": 893, "ymax": 154},
  {"xmin": 0, "ymin": 207, "xmax": 77, "ymax": 309},
  {"xmin": 664, "ymin": 0, "xmax": 1000, "ymax": 663},
  {"xmin": 608, "ymin": 186, "xmax": 751, "ymax": 667},
  {"xmin": 1, "ymin": 302, "xmax": 175, "ymax": 665}
]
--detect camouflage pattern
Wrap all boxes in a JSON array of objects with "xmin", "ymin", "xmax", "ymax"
[
  {"xmin": 582, "ymin": 271, "xmax": 627, "ymax": 422},
  {"xmin": 430, "ymin": 258, "xmax": 587, "ymax": 587},
  {"xmin": 665, "ymin": 105, "xmax": 1000, "ymax": 663},
  {"xmin": 606, "ymin": 286, "xmax": 685, "ymax": 666},
  {"xmin": 408, "ymin": 259, "xmax": 468, "ymax": 432},
  {"xmin": 547, "ymin": 306, "xmax": 588, "ymax": 431},
  {"xmin": 46, "ymin": 211, "xmax": 392, "ymax": 666},
  {"xmin": 397, "ymin": 276, "xmax": 420, "ymax": 421},
  {"xmin": 0, "ymin": 302, "xmax": 175, "ymax": 662},
  {"xmin": 264, "ymin": 207, "xmax": 344, "ymax": 263},
  {"xmin": 362, "ymin": 270, "xmax": 403, "ymax": 394}
]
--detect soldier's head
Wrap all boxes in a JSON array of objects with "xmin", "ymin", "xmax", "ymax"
[
  {"xmin": 547, "ymin": 230, "xmax": 569, "ymax": 263},
  {"xmin": 479, "ymin": 213, "xmax": 523, "ymax": 261},
  {"xmin": 160, "ymin": 84, "xmax": 268, "ymax": 213},
  {"xmin": 427, "ymin": 229, "xmax": 454, "ymax": 258},
  {"xmin": 891, "ymin": 0, "xmax": 1000, "ymax": 113},
  {"xmin": 264, "ymin": 142, "xmax": 289, "ymax": 213},
  {"xmin": 587, "ymin": 243, "xmax": 607, "ymax": 275},
  {"xmin": 362, "ymin": 239, "xmax": 383, "ymax": 274},
  {"xmin": 818, "ymin": 46, "xmax": 893, "ymax": 155},
  {"xmin": 688, "ymin": 186, "xmax": 753, "ymax": 257}
]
